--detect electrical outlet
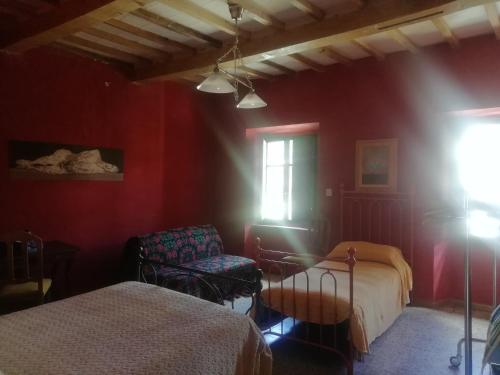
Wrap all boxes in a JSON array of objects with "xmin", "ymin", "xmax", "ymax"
[{"xmin": 325, "ymin": 188, "xmax": 333, "ymax": 197}]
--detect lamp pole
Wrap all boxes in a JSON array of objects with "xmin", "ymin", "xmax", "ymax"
[{"xmin": 464, "ymin": 195, "xmax": 472, "ymax": 375}]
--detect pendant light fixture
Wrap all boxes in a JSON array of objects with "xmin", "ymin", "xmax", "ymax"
[
  {"xmin": 197, "ymin": 68, "xmax": 236, "ymax": 93},
  {"xmin": 236, "ymin": 90, "xmax": 267, "ymax": 109},
  {"xmin": 196, "ymin": 2, "xmax": 267, "ymax": 109}
]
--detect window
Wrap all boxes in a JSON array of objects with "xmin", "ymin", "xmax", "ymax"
[
  {"xmin": 457, "ymin": 124, "xmax": 500, "ymax": 207},
  {"xmin": 260, "ymin": 135, "xmax": 316, "ymax": 224},
  {"xmin": 456, "ymin": 123, "xmax": 500, "ymax": 238}
]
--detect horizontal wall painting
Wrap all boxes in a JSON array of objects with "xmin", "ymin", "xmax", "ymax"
[
  {"xmin": 9, "ymin": 140, "xmax": 124, "ymax": 181},
  {"xmin": 355, "ymin": 138, "xmax": 398, "ymax": 192}
]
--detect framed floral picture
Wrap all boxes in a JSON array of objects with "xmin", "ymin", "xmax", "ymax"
[{"xmin": 355, "ymin": 138, "xmax": 398, "ymax": 192}]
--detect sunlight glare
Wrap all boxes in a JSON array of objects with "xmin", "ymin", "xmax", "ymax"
[
  {"xmin": 457, "ymin": 124, "xmax": 500, "ymax": 207},
  {"xmin": 468, "ymin": 210, "xmax": 500, "ymax": 239}
]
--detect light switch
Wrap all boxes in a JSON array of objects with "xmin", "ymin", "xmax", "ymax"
[{"xmin": 325, "ymin": 188, "xmax": 333, "ymax": 197}]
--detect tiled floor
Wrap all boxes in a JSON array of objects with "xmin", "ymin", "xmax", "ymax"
[{"xmin": 229, "ymin": 293, "xmax": 494, "ymax": 375}]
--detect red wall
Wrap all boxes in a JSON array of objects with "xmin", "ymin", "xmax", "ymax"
[
  {"xmin": 0, "ymin": 47, "xmax": 217, "ymax": 293},
  {"xmin": 2, "ymin": 34, "xmax": 499, "ymax": 305},
  {"xmin": 209, "ymin": 34, "xmax": 500, "ymax": 305}
]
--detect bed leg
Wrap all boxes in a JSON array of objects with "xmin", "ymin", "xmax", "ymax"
[
  {"xmin": 347, "ymin": 360, "xmax": 354, "ymax": 375},
  {"xmin": 254, "ymin": 269, "xmax": 263, "ymax": 324},
  {"xmin": 137, "ymin": 254, "xmax": 143, "ymax": 282}
]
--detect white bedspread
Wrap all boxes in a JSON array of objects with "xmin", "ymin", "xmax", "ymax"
[{"xmin": 0, "ymin": 281, "xmax": 272, "ymax": 375}]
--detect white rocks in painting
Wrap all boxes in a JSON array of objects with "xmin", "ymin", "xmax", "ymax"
[
  {"xmin": 16, "ymin": 149, "xmax": 119, "ymax": 175},
  {"xmin": 16, "ymin": 149, "xmax": 72, "ymax": 174},
  {"xmin": 64, "ymin": 150, "xmax": 119, "ymax": 174}
]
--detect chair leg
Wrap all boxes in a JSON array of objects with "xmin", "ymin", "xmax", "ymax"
[{"xmin": 43, "ymin": 288, "xmax": 53, "ymax": 304}]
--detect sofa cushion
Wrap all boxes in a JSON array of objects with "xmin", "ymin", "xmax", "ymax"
[
  {"xmin": 153, "ymin": 255, "xmax": 257, "ymax": 299},
  {"xmin": 156, "ymin": 255, "xmax": 256, "ymax": 280},
  {"xmin": 138, "ymin": 225, "xmax": 224, "ymax": 265},
  {"xmin": 183, "ymin": 255, "xmax": 256, "ymax": 274}
]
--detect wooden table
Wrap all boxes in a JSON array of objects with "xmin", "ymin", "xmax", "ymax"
[{"xmin": 44, "ymin": 241, "xmax": 79, "ymax": 299}]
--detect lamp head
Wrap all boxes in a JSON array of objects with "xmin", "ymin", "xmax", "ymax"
[
  {"xmin": 196, "ymin": 67, "xmax": 236, "ymax": 93},
  {"xmin": 237, "ymin": 90, "xmax": 267, "ymax": 109},
  {"xmin": 228, "ymin": 2, "xmax": 243, "ymax": 21}
]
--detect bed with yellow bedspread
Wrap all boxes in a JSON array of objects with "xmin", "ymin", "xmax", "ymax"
[{"xmin": 260, "ymin": 241, "xmax": 412, "ymax": 353}]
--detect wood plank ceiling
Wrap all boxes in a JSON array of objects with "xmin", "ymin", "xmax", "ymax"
[{"xmin": 1, "ymin": 0, "xmax": 500, "ymax": 83}]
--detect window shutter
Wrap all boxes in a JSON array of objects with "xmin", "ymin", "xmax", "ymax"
[{"xmin": 291, "ymin": 135, "xmax": 317, "ymax": 223}]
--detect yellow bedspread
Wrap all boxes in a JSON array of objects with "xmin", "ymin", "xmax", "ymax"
[{"xmin": 261, "ymin": 259, "xmax": 410, "ymax": 353}]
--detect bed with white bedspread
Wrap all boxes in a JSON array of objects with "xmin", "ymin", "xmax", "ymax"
[{"xmin": 0, "ymin": 281, "xmax": 272, "ymax": 375}]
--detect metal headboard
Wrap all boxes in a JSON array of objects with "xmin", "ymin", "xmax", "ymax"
[{"xmin": 339, "ymin": 184, "xmax": 415, "ymax": 268}]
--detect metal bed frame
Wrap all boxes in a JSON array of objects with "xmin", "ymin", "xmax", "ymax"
[
  {"xmin": 257, "ymin": 243, "xmax": 357, "ymax": 375},
  {"xmin": 255, "ymin": 186, "xmax": 415, "ymax": 375},
  {"xmin": 137, "ymin": 255, "xmax": 263, "ymax": 316},
  {"xmin": 339, "ymin": 185, "xmax": 415, "ymax": 268}
]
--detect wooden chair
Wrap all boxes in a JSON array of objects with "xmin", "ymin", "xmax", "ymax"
[{"xmin": 0, "ymin": 231, "xmax": 52, "ymax": 313}]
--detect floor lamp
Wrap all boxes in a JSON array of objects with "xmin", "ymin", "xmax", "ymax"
[
  {"xmin": 446, "ymin": 197, "xmax": 500, "ymax": 374},
  {"xmin": 424, "ymin": 198, "xmax": 498, "ymax": 374}
]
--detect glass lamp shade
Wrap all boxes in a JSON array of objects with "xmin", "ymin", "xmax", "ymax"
[
  {"xmin": 196, "ymin": 71, "xmax": 236, "ymax": 93},
  {"xmin": 236, "ymin": 91, "xmax": 267, "ymax": 109}
]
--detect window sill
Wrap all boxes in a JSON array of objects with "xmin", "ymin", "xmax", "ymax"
[{"xmin": 250, "ymin": 223, "xmax": 309, "ymax": 231}]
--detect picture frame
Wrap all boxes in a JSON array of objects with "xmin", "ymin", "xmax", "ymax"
[
  {"xmin": 8, "ymin": 140, "xmax": 124, "ymax": 181},
  {"xmin": 355, "ymin": 138, "xmax": 398, "ymax": 192}
]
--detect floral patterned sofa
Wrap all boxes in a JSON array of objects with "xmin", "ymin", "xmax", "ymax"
[{"xmin": 123, "ymin": 225, "xmax": 259, "ymax": 301}]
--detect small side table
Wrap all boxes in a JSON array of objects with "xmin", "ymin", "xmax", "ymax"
[{"xmin": 44, "ymin": 241, "xmax": 79, "ymax": 300}]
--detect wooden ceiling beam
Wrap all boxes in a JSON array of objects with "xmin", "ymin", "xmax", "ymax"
[
  {"xmin": 61, "ymin": 34, "xmax": 151, "ymax": 66},
  {"xmin": 20, "ymin": 0, "xmax": 55, "ymax": 9},
  {"xmin": 2, "ymin": 0, "xmax": 158, "ymax": 52},
  {"xmin": 289, "ymin": 53, "xmax": 327, "ymax": 72},
  {"xmin": 388, "ymin": 29, "xmax": 418, "ymax": 53},
  {"xmin": 132, "ymin": 8, "xmax": 222, "ymax": 48},
  {"xmin": 158, "ymin": 0, "xmax": 250, "ymax": 39},
  {"xmin": 353, "ymin": 39, "xmax": 385, "ymax": 60},
  {"xmin": 0, "ymin": 6, "xmax": 29, "ymax": 20},
  {"xmin": 261, "ymin": 60, "xmax": 296, "ymax": 75},
  {"xmin": 239, "ymin": 66, "xmax": 273, "ymax": 80},
  {"xmin": 229, "ymin": 0, "xmax": 284, "ymax": 29},
  {"xmin": 135, "ymin": 0, "xmax": 483, "ymax": 81},
  {"xmin": 291, "ymin": 0, "xmax": 325, "ymax": 21},
  {"xmin": 177, "ymin": 75, "xmax": 203, "ymax": 84},
  {"xmin": 19, "ymin": 0, "xmax": 54, "ymax": 14},
  {"xmin": 318, "ymin": 46, "xmax": 351, "ymax": 65},
  {"xmin": 327, "ymin": 0, "xmax": 364, "ymax": 16},
  {"xmin": 83, "ymin": 27, "xmax": 171, "ymax": 61},
  {"xmin": 42, "ymin": 0, "xmax": 62, "ymax": 5},
  {"xmin": 105, "ymin": 18, "xmax": 195, "ymax": 54},
  {"xmin": 51, "ymin": 41, "xmax": 135, "ymax": 75},
  {"xmin": 432, "ymin": 17, "xmax": 459, "ymax": 48},
  {"xmin": 0, "ymin": 1, "xmax": 39, "ymax": 16},
  {"xmin": 485, "ymin": 3, "xmax": 500, "ymax": 39}
]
